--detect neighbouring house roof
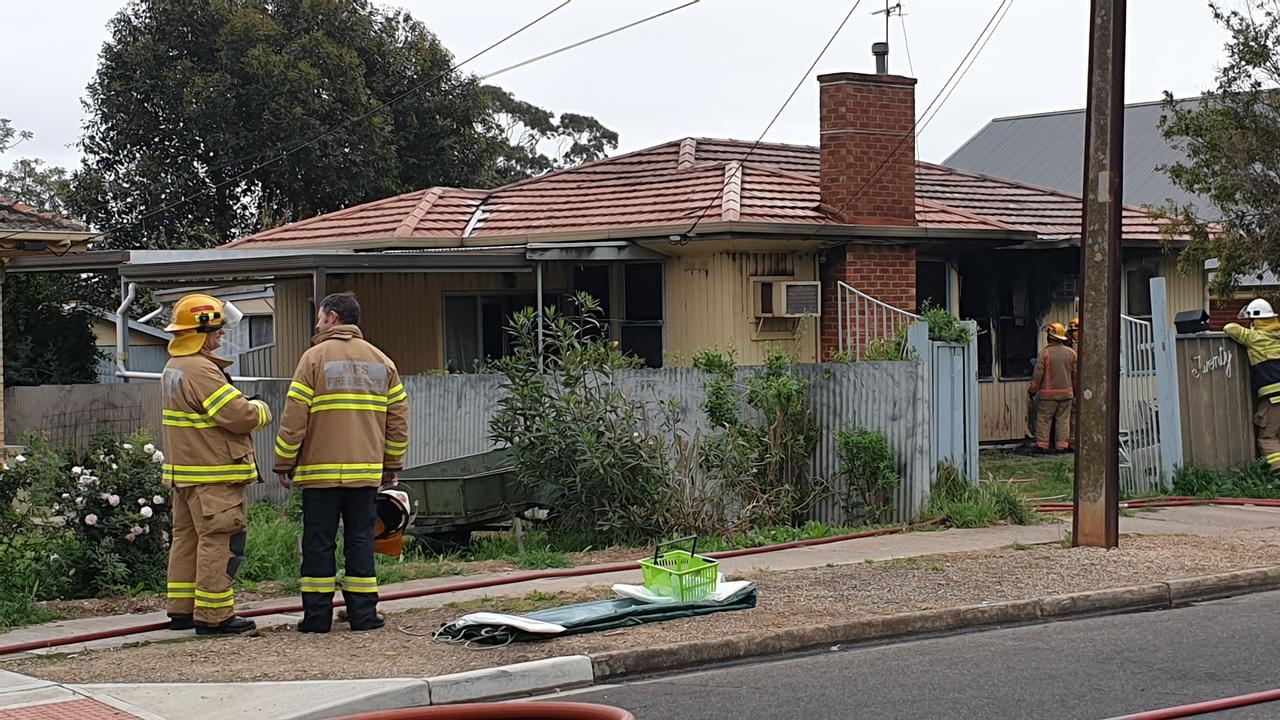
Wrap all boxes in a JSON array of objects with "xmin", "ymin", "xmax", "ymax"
[
  {"xmin": 915, "ymin": 162, "xmax": 1170, "ymax": 247},
  {"xmin": 225, "ymin": 138, "xmax": 1183, "ymax": 251},
  {"xmin": 942, "ymin": 97, "xmax": 1215, "ymax": 217},
  {"xmin": 0, "ymin": 197, "xmax": 89, "ymax": 233},
  {"xmin": 82, "ymin": 307, "xmax": 171, "ymax": 342}
]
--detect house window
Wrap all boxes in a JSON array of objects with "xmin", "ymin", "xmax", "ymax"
[
  {"xmin": 572, "ymin": 265, "xmax": 611, "ymax": 341},
  {"xmin": 443, "ymin": 293, "xmax": 560, "ymax": 372},
  {"xmin": 916, "ymin": 260, "xmax": 950, "ymax": 311},
  {"xmin": 1126, "ymin": 266, "xmax": 1157, "ymax": 320},
  {"xmin": 248, "ymin": 316, "xmax": 274, "ymax": 348},
  {"xmin": 621, "ymin": 262, "xmax": 664, "ymax": 368},
  {"xmin": 975, "ymin": 318, "xmax": 994, "ymax": 380}
]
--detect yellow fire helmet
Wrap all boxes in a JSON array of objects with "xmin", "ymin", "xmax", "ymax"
[
  {"xmin": 1046, "ymin": 322, "xmax": 1069, "ymax": 342},
  {"xmin": 164, "ymin": 294, "xmax": 243, "ymax": 357}
]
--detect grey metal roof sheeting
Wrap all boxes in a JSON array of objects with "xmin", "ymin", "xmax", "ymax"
[{"xmin": 943, "ymin": 98, "xmax": 1218, "ymax": 218}]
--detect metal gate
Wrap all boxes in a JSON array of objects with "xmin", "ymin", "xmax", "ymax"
[
  {"xmin": 1120, "ymin": 313, "xmax": 1164, "ymax": 494},
  {"xmin": 837, "ymin": 281, "xmax": 979, "ymax": 483}
]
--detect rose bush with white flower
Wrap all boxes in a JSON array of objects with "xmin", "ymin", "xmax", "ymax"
[{"xmin": 1, "ymin": 430, "xmax": 170, "ymax": 601}]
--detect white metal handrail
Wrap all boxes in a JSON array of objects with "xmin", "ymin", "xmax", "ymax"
[{"xmin": 836, "ymin": 281, "xmax": 923, "ymax": 359}]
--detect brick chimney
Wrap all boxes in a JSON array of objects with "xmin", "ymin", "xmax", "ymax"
[
  {"xmin": 817, "ymin": 70, "xmax": 919, "ymax": 360},
  {"xmin": 817, "ymin": 71, "xmax": 917, "ymax": 226}
]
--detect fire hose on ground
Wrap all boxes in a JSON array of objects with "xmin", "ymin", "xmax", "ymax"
[{"xmin": 4, "ymin": 495, "xmax": 1280, "ymax": 658}]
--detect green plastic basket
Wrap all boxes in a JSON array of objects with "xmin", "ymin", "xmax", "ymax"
[{"xmin": 637, "ymin": 536, "xmax": 719, "ymax": 601}]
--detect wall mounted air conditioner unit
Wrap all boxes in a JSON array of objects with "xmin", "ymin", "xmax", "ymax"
[{"xmin": 753, "ymin": 279, "xmax": 821, "ymax": 318}]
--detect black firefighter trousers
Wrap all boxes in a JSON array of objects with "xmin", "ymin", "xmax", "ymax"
[{"xmin": 299, "ymin": 486, "xmax": 380, "ymax": 632}]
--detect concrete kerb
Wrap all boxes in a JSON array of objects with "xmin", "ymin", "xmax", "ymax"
[
  {"xmin": 8, "ymin": 567, "xmax": 1280, "ymax": 717},
  {"xmin": 589, "ymin": 566, "xmax": 1280, "ymax": 682}
]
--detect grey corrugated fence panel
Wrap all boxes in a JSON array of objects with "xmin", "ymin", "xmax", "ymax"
[
  {"xmin": 401, "ymin": 374, "xmax": 507, "ymax": 469},
  {"xmin": 1176, "ymin": 333, "xmax": 1254, "ymax": 469},
  {"xmin": 97, "ymin": 346, "xmax": 169, "ymax": 384},
  {"xmin": 4, "ymin": 362, "xmax": 936, "ymax": 522},
  {"xmin": 5, "ymin": 383, "xmax": 163, "ymax": 449},
  {"xmin": 237, "ymin": 380, "xmax": 291, "ymax": 504},
  {"xmin": 239, "ymin": 346, "xmax": 279, "ymax": 379},
  {"xmin": 804, "ymin": 362, "xmax": 931, "ymax": 524}
]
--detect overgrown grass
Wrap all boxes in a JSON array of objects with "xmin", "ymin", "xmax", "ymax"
[
  {"xmin": 0, "ymin": 585, "xmax": 60, "ymax": 629},
  {"xmin": 1173, "ymin": 461, "xmax": 1280, "ymax": 498},
  {"xmin": 980, "ymin": 450, "xmax": 1074, "ymax": 501},
  {"xmin": 924, "ymin": 463, "xmax": 1034, "ymax": 528}
]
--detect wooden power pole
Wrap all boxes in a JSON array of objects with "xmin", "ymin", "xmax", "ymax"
[{"xmin": 1073, "ymin": 0, "xmax": 1126, "ymax": 548}]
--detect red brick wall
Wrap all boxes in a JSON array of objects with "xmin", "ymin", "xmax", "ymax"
[
  {"xmin": 820, "ymin": 245, "xmax": 917, "ymax": 359},
  {"xmin": 1210, "ymin": 298, "xmax": 1247, "ymax": 331},
  {"xmin": 818, "ymin": 72, "xmax": 917, "ymax": 227}
]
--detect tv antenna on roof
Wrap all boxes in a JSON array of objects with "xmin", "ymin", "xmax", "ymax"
[{"xmin": 871, "ymin": 1, "xmax": 906, "ymax": 72}]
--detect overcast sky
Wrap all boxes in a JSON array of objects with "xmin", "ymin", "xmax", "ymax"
[{"xmin": 1, "ymin": 0, "xmax": 1235, "ymax": 173}]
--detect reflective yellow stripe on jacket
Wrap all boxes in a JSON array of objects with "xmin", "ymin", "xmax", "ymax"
[
  {"xmin": 162, "ymin": 409, "xmax": 218, "ymax": 429},
  {"xmin": 203, "ymin": 383, "xmax": 244, "ymax": 416},
  {"xmin": 387, "ymin": 383, "xmax": 407, "ymax": 405},
  {"xmin": 385, "ymin": 439, "xmax": 408, "ymax": 457},
  {"xmin": 163, "ymin": 463, "xmax": 258, "ymax": 485},
  {"xmin": 293, "ymin": 463, "xmax": 383, "ymax": 484},
  {"xmin": 309, "ymin": 392, "xmax": 388, "ymax": 414},
  {"xmin": 275, "ymin": 437, "xmax": 301, "ymax": 460},
  {"xmin": 288, "ymin": 381, "xmax": 315, "ymax": 406}
]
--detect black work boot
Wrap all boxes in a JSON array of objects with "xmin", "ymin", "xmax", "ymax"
[
  {"xmin": 350, "ymin": 612, "xmax": 385, "ymax": 632},
  {"xmin": 196, "ymin": 616, "xmax": 257, "ymax": 636},
  {"xmin": 168, "ymin": 614, "xmax": 194, "ymax": 631}
]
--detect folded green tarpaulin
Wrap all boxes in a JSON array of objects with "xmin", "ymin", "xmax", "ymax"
[{"xmin": 435, "ymin": 585, "xmax": 757, "ymax": 646}]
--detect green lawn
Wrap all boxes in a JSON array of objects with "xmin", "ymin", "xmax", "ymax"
[{"xmin": 979, "ymin": 450, "xmax": 1074, "ymax": 502}]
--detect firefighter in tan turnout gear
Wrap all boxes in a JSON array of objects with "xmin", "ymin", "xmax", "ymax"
[
  {"xmin": 161, "ymin": 294, "xmax": 272, "ymax": 635},
  {"xmin": 274, "ymin": 292, "xmax": 410, "ymax": 633},
  {"xmin": 1028, "ymin": 322, "xmax": 1078, "ymax": 453},
  {"xmin": 1225, "ymin": 299, "xmax": 1280, "ymax": 471}
]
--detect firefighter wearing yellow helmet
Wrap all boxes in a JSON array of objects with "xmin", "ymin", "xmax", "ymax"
[
  {"xmin": 1028, "ymin": 322, "xmax": 1078, "ymax": 453},
  {"xmin": 1225, "ymin": 299, "xmax": 1280, "ymax": 471},
  {"xmin": 160, "ymin": 294, "xmax": 272, "ymax": 635},
  {"xmin": 1066, "ymin": 317, "xmax": 1080, "ymax": 348}
]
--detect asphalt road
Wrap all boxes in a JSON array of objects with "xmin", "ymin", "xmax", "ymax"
[{"xmin": 561, "ymin": 590, "xmax": 1280, "ymax": 719}]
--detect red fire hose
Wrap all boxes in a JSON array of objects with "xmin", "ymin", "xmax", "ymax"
[
  {"xmin": 1110, "ymin": 687, "xmax": 1280, "ymax": 719},
  {"xmin": 0, "ymin": 520, "xmax": 944, "ymax": 657},
  {"xmin": 6, "ymin": 494, "xmax": 1277, "ymax": 657},
  {"xmin": 1037, "ymin": 496, "xmax": 1280, "ymax": 513},
  {"xmin": 331, "ymin": 702, "xmax": 634, "ymax": 720}
]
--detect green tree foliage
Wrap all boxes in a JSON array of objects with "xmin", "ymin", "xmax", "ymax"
[
  {"xmin": 0, "ymin": 119, "xmax": 102, "ymax": 385},
  {"xmin": 70, "ymin": 0, "xmax": 619, "ymax": 250},
  {"xmin": 1159, "ymin": 1, "xmax": 1280, "ymax": 295}
]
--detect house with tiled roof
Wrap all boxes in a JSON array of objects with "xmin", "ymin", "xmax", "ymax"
[
  {"xmin": 11, "ymin": 68, "xmax": 1207, "ymax": 444},
  {"xmin": 211, "ymin": 70, "xmax": 1205, "ymax": 443}
]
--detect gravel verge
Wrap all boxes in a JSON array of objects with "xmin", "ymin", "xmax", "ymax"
[{"xmin": 9, "ymin": 529, "xmax": 1280, "ymax": 684}]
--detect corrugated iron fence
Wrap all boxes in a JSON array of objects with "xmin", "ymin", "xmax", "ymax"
[{"xmin": 6, "ymin": 362, "xmax": 934, "ymax": 521}]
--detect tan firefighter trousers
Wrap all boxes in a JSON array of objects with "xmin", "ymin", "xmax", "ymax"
[
  {"xmin": 1256, "ymin": 399, "xmax": 1280, "ymax": 471},
  {"xmin": 1036, "ymin": 398, "xmax": 1073, "ymax": 451},
  {"xmin": 166, "ymin": 484, "xmax": 248, "ymax": 625}
]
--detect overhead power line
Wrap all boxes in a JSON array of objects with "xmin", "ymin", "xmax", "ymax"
[
  {"xmin": 804, "ymin": 0, "xmax": 1014, "ymax": 240},
  {"xmin": 681, "ymin": 0, "xmax": 865, "ymax": 239},
  {"xmin": 8, "ymin": 0, "xmax": 701, "ymax": 250}
]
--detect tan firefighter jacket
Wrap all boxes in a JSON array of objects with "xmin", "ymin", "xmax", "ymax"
[
  {"xmin": 160, "ymin": 350, "xmax": 271, "ymax": 487},
  {"xmin": 272, "ymin": 325, "xmax": 410, "ymax": 488},
  {"xmin": 1028, "ymin": 342, "xmax": 1078, "ymax": 401}
]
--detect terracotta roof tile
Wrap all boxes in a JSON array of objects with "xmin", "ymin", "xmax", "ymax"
[
  {"xmin": 228, "ymin": 138, "xmax": 1178, "ymax": 249},
  {"xmin": 0, "ymin": 197, "xmax": 89, "ymax": 232}
]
